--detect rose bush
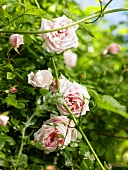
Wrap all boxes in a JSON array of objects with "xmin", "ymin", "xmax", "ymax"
[
  {"xmin": 39, "ymin": 15, "xmax": 79, "ymax": 54},
  {"xmin": 28, "ymin": 68, "xmax": 53, "ymax": 89}
]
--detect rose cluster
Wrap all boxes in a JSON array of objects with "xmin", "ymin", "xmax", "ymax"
[
  {"xmin": 8, "ymin": 15, "xmax": 91, "ymax": 154},
  {"xmin": 28, "ymin": 70, "xmax": 90, "ymax": 153}
]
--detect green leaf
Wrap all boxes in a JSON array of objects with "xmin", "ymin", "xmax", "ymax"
[
  {"xmin": 0, "ymin": 140, "xmax": 4, "ymax": 150},
  {"xmin": 15, "ymin": 71, "xmax": 23, "ymax": 79},
  {"xmin": 106, "ymin": 149, "xmax": 116, "ymax": 163},
  {"xmin": 0, "ymin": 135, "xmax": 15, "ymax": 145},
  {"xmin": 25, "ymin": 1, "xmax": 45, "ymax": 17},
  {"xmin": 0, "ymin": 151, "xmax": 5, "ymax": 159},
  {"xmin": 80, "ymin": 160, "xmax": 88, "ymax": 170},
  {"xmin": 96, "ymin": 144, "xmax": 105, "ymax": 157},
  {"xmin": 39, "ymin": 89, "xmax": 49, "ymax": 96},
  {"xmin": 32, "ymin": 165, "xmax": 44, "ymax": 170},
  {"xmin": 7, "ymin": 72, "xmax": 15, "ymax": 79},
  {"xmin": 18, "ymin": 154, "xmax": 28, "ymax": 168},
  {"xmin": 2, "ymin": 94, "xmax": 25, "ymax": 109},
  {"xmin": 0, "ymin": 158, "xmax": 9, "ymax": 167},
  {"xmin": 5, "ymin": 63, "xmax": 14, "ymax": 71},
  {"xmin": 84, "ymin": 159, "xmax": 94, "ymax": 170},
  {"xmin": 88, "ymin": 89, "xmax": 128, "ymax": 119}
]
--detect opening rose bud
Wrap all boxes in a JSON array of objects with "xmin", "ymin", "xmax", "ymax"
[
  {"xmin": 45, "ymin": 165, "xmax": 56, "ymax": 170},
  {"xmin": 9, "ymin": 87, "xmax": 18, "ymax": 93},
  {"xmin": 107, "ymin": 43, "xmax": 121, "ymax": 54},
  {"xmin": 9, "ymin": 34, "xmax": 24, "ymax": 48},
  {"xmin": 0, "ymin": 115, "xmax": 9, "ymax": 126},
  {"xmin": 28, "ymin": 68, "xmax": 53, "ymax": 90}
]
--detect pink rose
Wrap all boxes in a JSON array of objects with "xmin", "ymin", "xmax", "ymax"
[
  {"xmin": 28, "ymin": 68, "xmax": 53, "ymax": 90},
  {"xmin": 64, "ymin": 50, "xmax": 77, "ymax": 67},
  {"xmin": 57, "ymin": 77, "xmax": 90, "ymax": 117},
  {"xmin": 44, "ymin": 115, "xmax": 77, "ymax": 141},
  {"xmin": 107, "ymin": 43, "xmax": 121, "ymax": 54},
  {"xmin": 39, "ymin": 15, "xmax": 79, "ymax": 54},
  {"xmin": 9, "ymin": 34, "xmax": 24, "ymax": 48},
  {"xmin": 0, "ymin": 115, "xmax": 9, "ymax": 126},
  {"xmin": 9, "ymin": 87, "xmax": 18, "ymax": 93},
  {"xmin": 34, "ymin": 123, "xmax": 72, "ymax": 154}
]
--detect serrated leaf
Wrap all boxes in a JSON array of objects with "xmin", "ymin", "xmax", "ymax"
[
  {"xmin": 2, "ymin": 94, "xmax": 25, "ymax": 109},
  {"xmin": 25, "ymin": 1, "xmax": 45, "ymax": 17},
  {"xmin": 102, "ymin": 95, "xmax": 126, "ymax": 111},
  {"xmin": 88, "ymin": 89, "xmax": 128, "ymax": 119}
]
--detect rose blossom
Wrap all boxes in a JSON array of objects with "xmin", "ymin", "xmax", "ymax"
[
  {"xmin": 107, "ymin": 43, "xmax": 121, "ymax": 54},
  {"xmin": 28, "ymin": 68, "xmax": 53, "ymax": 90},
  {"xmin": 9, "ymin": 34, "xmax": 24, "ymax": 48},
  {"xmin": 0, "ymin": 115, "xmax": 9, "ymax": 126},
  {"xmin": 64, "ymin": 50, "xmax": 77, "ymax": 67},
  {"xmin": 44, "ymin": 115, "xmax": 77, "ymax": 141},
  {"xmin": 34, "ymin": 122, "xmax": 73, "ymax": 154},
  {"xmin": 39, "ymin": 15, "xmax": 79, "ymax": 54},
  {"xmin": 57, "ymin": 76, "xmax": 90, "ymax": 117}
]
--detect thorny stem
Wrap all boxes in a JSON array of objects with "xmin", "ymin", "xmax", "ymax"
[
  {"xmin": 0, "ymin": 8, "xmax": 127, "ymax": 34},
  {"xmin": 63, "ymin": 103, "xmax": 105, "ymax": 170},
  {"xmin": 14, "ymin": 111, "xmax": 37, "ymax": 170}
]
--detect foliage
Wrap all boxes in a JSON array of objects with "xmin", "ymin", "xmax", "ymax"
[{"xmin": 0, "ymin": 0, "xmax": 128, "ymax": 170}]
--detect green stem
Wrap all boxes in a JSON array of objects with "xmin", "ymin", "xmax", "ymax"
[
  {"xmin": 14, "ymin": 111, "xmax": 36, "ymax": 170},
  {"xmin": 51, "ymin": 57, "xmax": 60, "ymax": 91},
  {"xmin": 34, "ymin": 0, "xmax": 41, "ymax": 8},
  {"xmin": 0, "ymin": 8, "xmax": 127, "ymax": 34},
  {"xmin": 63, "ymin": 103, "xmax": 105, "ymax": 170}
]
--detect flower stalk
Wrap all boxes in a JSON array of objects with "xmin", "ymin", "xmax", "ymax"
[
  {"xmin": 51, "ymin": 57, "xmax": 60, "ymax": 92},
  {"xmin": 0, "ymin": 8, "xmax": 127, "ymax": 34},
  {"xmin": 14, "ymin": 111, "xmax": 37, "ymax": 170},
  {"xmin": 63, "ymin": 103, "xmax": 105, "ymax": 170}
]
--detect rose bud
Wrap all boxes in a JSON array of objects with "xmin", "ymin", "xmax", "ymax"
[
  {"xmin": 107, "ymin": 43, "xmax": 121, "ymax": 54},
  {"xmin": 9, "ymin": 34, "xmax": 24, "ymax": 48},
  {"xmin": 45, "ymin": 165, "xmax": 56, "ymax": 170},
  {"xmin": 28, "ymin": 68, "xmax": 53, "ymax": 90},
  {"xmin": 9, "ymin": 87, "xmax": 18, "ymax": 93},
  {"xmin": 0, "ymin": 115, "xmax": 9, "ymax": 126},
  {"xmin": 39, "ymin": 15, "xmax": 79, "ymax": 54},
  {"xmin": 64, "ymin": 50, "xmax": 77, "ymax": 67}
]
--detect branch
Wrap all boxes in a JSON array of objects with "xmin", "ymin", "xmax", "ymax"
[{"xmin": 0, "ymin": 8, "xmax": 128, "ymax": 34}]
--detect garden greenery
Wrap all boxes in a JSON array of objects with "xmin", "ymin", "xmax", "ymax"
[{"xmin": 0, "ymin": 0, "xmax": 128, "ymax": 169}]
